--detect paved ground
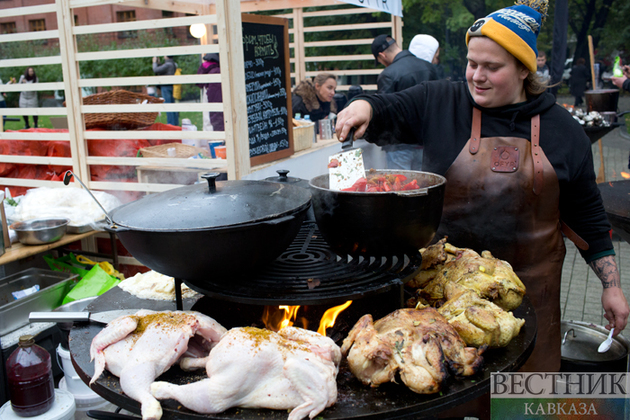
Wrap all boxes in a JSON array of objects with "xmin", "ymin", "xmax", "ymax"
[{"xmin": 557, "ymin": 93, "xmax": 630, "ymax": 329}]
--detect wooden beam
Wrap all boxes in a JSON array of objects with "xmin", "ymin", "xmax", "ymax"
[
  {"xmin": 83, "ymin": 131, "xmax": 225, "ymax": 140},
  {"xmin": 0, "ymin": 107, "xmax": 68, "ymax": 116},
  {"xmin": 72, "ymin": 15, "xmax": 217, "ymax": 35},
  {"xmin": 57, "ymin": 0, "xmax": 89, "ymax": 183},
  {"xmin": 0, "ymin": 57, "xmax": 62, "ymax": 68},
  {"xmin": 303, "ymin": 22, "xmax": 392, "ymax": 33},
  {"xmin": 0, "ymin": 82, "xmax": 65, "ymax": 93},
  {"xmin": 0, "ymin": 4, "xmax": 56, "ymax": 18},
  {"xmin": 240, "ymin": 0, "xmax": 341, "ymax": 12},
  {"xmin": 76, "ymin": 45, "xmax": 211, "ymax": 61},
  {"xmin": 78, "ymin": 74, "xmax": 221, "ymax": 88},
  {"xmin": 294, "ymin": 8, "xmax": 305, "ymax": 83},
  {"xmin": 69, "ymin": 0, "xmax": 206, "ymax": 14},
  {"xmin": 217, "ymin": 0, "xmax": 249, "ymax": 180},
  {"xmin": 0, "ymin": 30, "xmax": 59, "ymax": 44}
]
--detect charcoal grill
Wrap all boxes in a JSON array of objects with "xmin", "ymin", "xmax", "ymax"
[
  {"xmin": 598, "ymin": 180, "xmax": 630, "ymax": 244},
  {"xmin": 69, "ymin": 221, "xmax": 537, "ymax": 419}
]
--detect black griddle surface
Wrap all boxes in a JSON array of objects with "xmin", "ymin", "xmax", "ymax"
[
  {"xmin": 598, "ymin": 180, "xmax": 630, "ymax": 244},
  {"xmin": 69, "ymin": 287, "xmax": 537, "ymax": 419}
]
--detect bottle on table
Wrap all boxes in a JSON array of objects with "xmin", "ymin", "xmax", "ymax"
[{"xmin": 6, "ymin": 335, "xmax": 55, "ymax": 417}]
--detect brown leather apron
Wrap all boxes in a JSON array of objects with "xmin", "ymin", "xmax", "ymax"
[{"xmin": 436, "ymin": 108, "xmax": 565, "ymax": 372}]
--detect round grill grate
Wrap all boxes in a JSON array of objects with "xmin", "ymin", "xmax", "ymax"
[{"xmin": 183, "ymin": 221, "xmax": 423, "ymax": 306}]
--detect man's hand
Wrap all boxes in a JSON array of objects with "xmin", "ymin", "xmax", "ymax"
[
  {"xmin": 589, "ymin": 255, "xmax": 630, "ymax": 335},
  {"xmin": 152, "ymin": 57, "xmax": 158, "ymax": 63},
  {"xmin": 334, "ymin": 99, "xmax": 373, "ymax": 142}
]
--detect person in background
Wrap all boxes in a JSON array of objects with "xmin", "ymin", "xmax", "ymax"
[
  {"xmin": 197, "ymin": 53, "xmax": 224, "ymax": 132},
  {"xmin": 569, "ymin": 57, "xmax": 590, "ymax": 107},
  {"xmin": 611, "ymin": 64, "xmax": 630, "ymax": 92},
  {"xmin": 536, "ymin": 50, "xmax": 550, "ymax": 83},
  {"xmin": 0, "ymin": 78, "xmax": 7, "ymax": 124},
  {"xmin": 409, "ymin": 34, "xmax": 440, "ymax": 67},
  {"xmin": 335, "ymin": 0, "xmax": 628, "ymax": 399},
  {"xmin": 17, "ymin": 67, "xmax": 38, "ymax": 129},
  {"xmin": 292, "ymin": 73, "xmax": 337, "ymax": 130},
  {"xmin": 152, "ymin": 56, "xmax": 179, "ymax": 126},
  {"xmin": 372, "ymin": 34, "xmax": 437, "ymax": 171},
  {"xmin": 409, "ymin": 34, "xmax": 446, "ymax": 80}
]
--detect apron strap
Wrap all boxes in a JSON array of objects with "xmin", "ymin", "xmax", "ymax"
[
  {"xmin": 531, "ymin": 114, "xmax": 543, "ymax": 195},
  {"xmin": 560, "ymin": 221, "xmax": 590, "ymax": 251},
  {"xmin": 469, "ymin": 108, "xmax": 481, "ymax": 155}
]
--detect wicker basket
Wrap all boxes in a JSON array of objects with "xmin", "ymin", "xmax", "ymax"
[
  {"xmin": 138, "ymin": 142, "xmax": 210, "ymax": 158},
  {"xmin": 293, "ymin": 122, "xmax": 315, "ymax": 152},
  {"xmin": 72, "ymin": 90, "xmax": 164, "ymax": 130}
]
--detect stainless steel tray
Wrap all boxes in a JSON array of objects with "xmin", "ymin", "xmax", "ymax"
[
  {"xmin": 67, "ymin": 224, "xmax": 94, "ymax": 234},
  {"xmin": 67, "ymin": 219, "xmax": 107, "ymax": 234},
  {"xmin": 0, "ymin": 268, "xmax": 79, "ymax": 336}
]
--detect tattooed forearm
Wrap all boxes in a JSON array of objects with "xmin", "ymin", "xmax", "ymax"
[{"xmin": 589, "ymin": 256, "xmax": 621, "ymax": 289}]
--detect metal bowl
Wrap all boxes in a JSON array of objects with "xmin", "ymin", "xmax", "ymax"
[{"xmin": 10, "ymin": 218, "xmax": 70, "ymax": 245}]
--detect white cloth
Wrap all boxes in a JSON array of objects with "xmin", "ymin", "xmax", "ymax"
[{"xmin": 409, "ymin": 34, "xmax": 439, "ymax": 63}]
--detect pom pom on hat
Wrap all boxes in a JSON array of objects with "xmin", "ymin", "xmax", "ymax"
[
  {"xmin": 409, "ymin": 35, "xmax": 439, "ymax": 63},
  {"xmin": 466, "ymin": 0, "xmax": 548, "ymax": 73}
]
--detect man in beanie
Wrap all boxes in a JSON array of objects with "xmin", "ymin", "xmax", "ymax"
[
  {"xmin": 371, "ymin": 34, "xmax": 437, "ymax": 170},
  {"xmin": 337, "ymin": 0, "xmax": 628, "ymax": 391}
]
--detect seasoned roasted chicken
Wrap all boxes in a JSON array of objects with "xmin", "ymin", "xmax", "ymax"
[
  {"xmin": 151, "ymin": 327, "xmax": 341, "ymax": 420},
  {"xmin": 437, "ymin": 282, "xmax": 525, "ymax": 348},
  {"xmin": 341, "ymin": 308, "xmax": 485, "ymax": 394},
  {"xmin": 411, "ymin": 239, "xmax": 525, "ymax": 311}
]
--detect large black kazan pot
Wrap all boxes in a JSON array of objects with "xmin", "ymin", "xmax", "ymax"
[
  {"xmin": 309, "ymin": 170, "xmax": 446, "ymax": 257},
  {"xmin": 585, "ymin": 89, "xmax": 620, "ymax": 113},
  {"xmin": 561, "ymin": 320, "xmax": 629, "ymax": 372},
  {"xmin": 107, "ymin": 173, "xmax": 311, "ymax": 282}
]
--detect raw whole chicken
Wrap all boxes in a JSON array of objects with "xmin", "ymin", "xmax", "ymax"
[
  {"xmin": 341, "ymin": 308, "xmax": 485, "ymax": 394},
  {"xmin": 151, "ymin": 326, "xmax": 341, "ymax": 420},
  {"xmin": 90, "ymin": 310, "xmax": 227, "ymax": 420}
]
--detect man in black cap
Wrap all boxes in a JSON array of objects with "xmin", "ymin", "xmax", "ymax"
[{"xmin": 371, "ymin": 34, "xmax": 437, "ymax": 170}]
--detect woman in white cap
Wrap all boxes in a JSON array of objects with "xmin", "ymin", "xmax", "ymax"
[
  {"xmin": 409, "ymin": 34, "xmax": 439, "ymax": 65},
  {"xmin": 336, "ymin": 0, "xmax": 629, "ymax": 375}
]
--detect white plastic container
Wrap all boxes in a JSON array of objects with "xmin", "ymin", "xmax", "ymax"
[
  {"xmin": 182, "ymin": 118, "xmax": 208, "ymax": 150},
  {"xmin": 56, "ymin": 345, "xmax": 94, "ymax": 396},
  {"xmin": 58, "ymin": 377, "xmax": 118, "ymax": 420},
  {"xmin": 0, "ymin": 389, "xmax": 75, "ymax": 420}
]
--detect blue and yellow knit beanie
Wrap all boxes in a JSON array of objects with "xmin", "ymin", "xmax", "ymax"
[{"xmin": 466, "ymin": 0, "xmax": 548, "ymax": 73}]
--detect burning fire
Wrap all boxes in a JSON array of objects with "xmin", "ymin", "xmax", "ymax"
[
  {"xmin": 317, "ymin": 301, "xmax": 352, "ymax": 336},
  {"xmin": 621, "ymin": 172, "xmax": 630, "ymax": 179},
  {"xmin": 262, "ymin": 301, "xmax": 352, "ymax": 336}
]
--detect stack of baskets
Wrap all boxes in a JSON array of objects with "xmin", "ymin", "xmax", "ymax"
[{"xmin": 70, "ymin": 90, "xmax": 164, "ymax": 130}]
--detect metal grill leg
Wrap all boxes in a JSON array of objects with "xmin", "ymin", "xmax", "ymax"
[{"xmin": 175, "ymin": 278, "xmax": 183, "ymax": 311}]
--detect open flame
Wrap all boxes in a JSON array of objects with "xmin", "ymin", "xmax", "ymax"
[
  {"xmin": 261, "ymin": 301, "xmax": 353, "ymax": 335},
  {"xmin": 621, "ymin": 172, "xmax": 630, "ymax": 179},
  {"xmin": 317, "ymin": 300, "xmax": 352, "ymax": 336}
]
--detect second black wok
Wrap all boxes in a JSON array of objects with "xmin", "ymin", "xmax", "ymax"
[
  {"xmin": 309, "ymin": 170, "xmax": 446, "ymax": 257},
  {"xmin": 107, "ymin": 174, "xmax": 311, "ymax": 282}
]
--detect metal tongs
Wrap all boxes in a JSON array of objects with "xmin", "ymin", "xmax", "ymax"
[{"xmin": 62, "ymin": 170, "xmax": 112, "ymax": 225}]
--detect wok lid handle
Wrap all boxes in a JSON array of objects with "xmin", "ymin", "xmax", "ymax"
[{"xmin": 201, "ymin": 172, "xmax": 222, "ymax": 193}]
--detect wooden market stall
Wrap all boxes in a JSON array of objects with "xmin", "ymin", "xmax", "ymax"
[{"xmin": 0, "ymin": 0, "xmax": 400, "ymax": 271}]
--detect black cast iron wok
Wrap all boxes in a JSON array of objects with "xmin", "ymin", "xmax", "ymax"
[
  {"xmin": 309, "ymin": 170, "xmax": 446, "ymax": 257},
  {"xmin": 105, "ymin": 173, "xmax": 311, "ymax": 283}
]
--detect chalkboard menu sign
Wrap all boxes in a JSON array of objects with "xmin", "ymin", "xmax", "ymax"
[{"xmin": 242, "ymin": 14, "xmax": 294, "ymax": 166}]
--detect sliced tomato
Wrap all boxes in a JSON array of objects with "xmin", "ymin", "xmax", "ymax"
[
  {"xmin": 328, "ymin": 159, "xmax": 340, "ymax": 168},
  {"xmin": 401, "ymin": 179, "xmax": 419, "ymax": 190}
]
